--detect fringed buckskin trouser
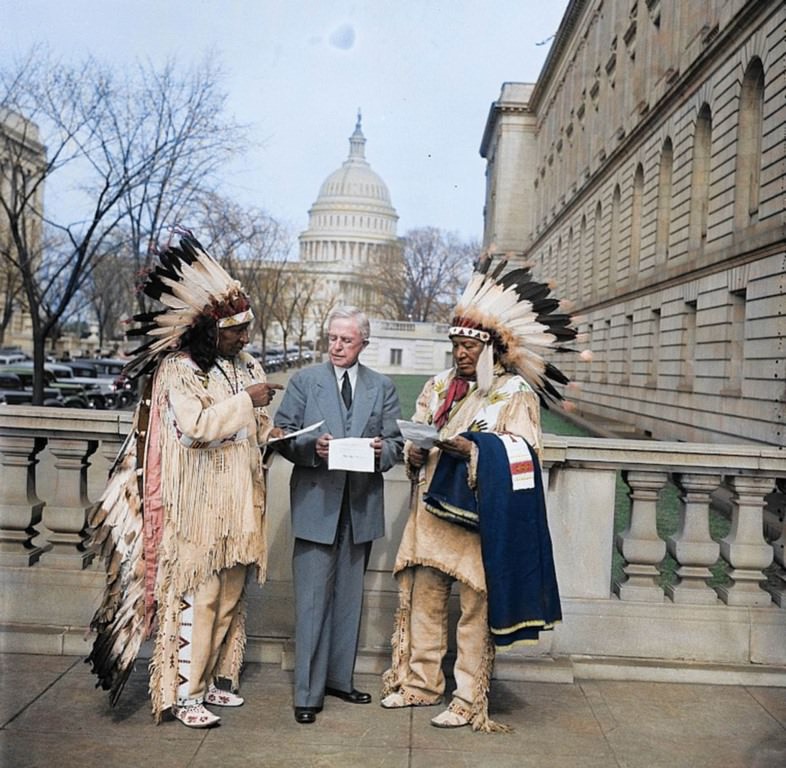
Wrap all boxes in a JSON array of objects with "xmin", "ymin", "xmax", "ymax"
[
  {"xmin": 404, "ymin": 565, "xmax": 487, "ymax": 707},
  {"xmin": 176, "ymin": 564, "xmax": 246, "ymax": 705}
]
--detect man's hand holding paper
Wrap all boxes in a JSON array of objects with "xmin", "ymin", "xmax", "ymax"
[
  {"xmin": 396, "ymin": 420, "xmax": 439, "ymax": 450},
  {"xmin": 328, "ymin": 437, "xmax": 376, "ymax": 472}
]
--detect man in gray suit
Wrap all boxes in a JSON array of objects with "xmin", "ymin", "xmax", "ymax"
[{"xmin": 274, "ymin": 306, "xmax": 403, "ymax": 724}]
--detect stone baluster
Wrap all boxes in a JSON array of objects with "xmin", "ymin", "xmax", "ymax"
[
  {"xmin": 98, "ymin": 435, "xmax": 125, "ymax": 466},
  {"xmin": 93, "ymin": 435, "xmax": 125, "ymax": 491},
  {"xmin": 39, "ymin": 437, "xmax": 98, "ymax": 570},
  {"xmin": 81, "ymin": 434, "xmax": 127, "ymax": 571},
  {"xmin": 716, "ymin": 475, "xmax": 775, "ymax": 607},
  {"xmin": 766, "ymin": 480, "xmax": 786, "ymax": 605},
  {"xmin": 666, "ymin": 473, "xmax": 722, "ymax": 604},
  {"xmin": 0, "ymin": 435, "xmax": 47, "ymax": 565},
  {"xmin": 614, "ymin": 470, "xmax": 668, "ymax": 602}
]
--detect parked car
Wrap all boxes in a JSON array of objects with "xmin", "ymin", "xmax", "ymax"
[
  {"xmin": 0, "ymin": 369, "xmax": 64, "ymax": 407},
  {"xmin": 49, "ymin": 361, "xmax": 118, "ymax": 409},
  {"xmin": 14, "ymin": 361, "xmax": 110, "ymax": 409},
  {"xmin": 87, "ymin": 358, "xmax": 128, "ymax": 378},
  {"xmin": 0, "ymin": 372, "xmax": 35, "ymax": 406},
  {"xmin": 283, "ymin": 346, "xmax": 313, "ymax": 367},
  {"xmin": 0, "ymin": 365, "xmax": 91, "ymax": 408},
  {"xmin": 0, "ymin": 352, "xmax": 28, "ymax": 365},
  {"xmin": 72, "ymin": 358, "xmax": 138, "ymax": 408},
  {"xmin": 263, "ymin": 348, "xmax": 285, "ymax": 372}
]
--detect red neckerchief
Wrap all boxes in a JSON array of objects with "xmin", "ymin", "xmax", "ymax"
[{"xmin": 433, "ymin": 377, "xmax": 471, "ymax": 429}]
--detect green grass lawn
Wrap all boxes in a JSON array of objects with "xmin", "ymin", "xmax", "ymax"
[{"xmin": 389, "ymin": 374, "xmax": 429, "ymax": 419}]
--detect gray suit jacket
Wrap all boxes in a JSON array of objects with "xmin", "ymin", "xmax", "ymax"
[{"xmin": 274, "ymin": 362, "xmax": 403, "ymax": 545}]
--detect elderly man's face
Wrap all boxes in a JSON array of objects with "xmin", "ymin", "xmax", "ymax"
[
  {"xmin": 451, "ymin": 336, "xmax": 485, "ymax": 379},
  {"xmin": 217, "ymin": 322, "xmax": 250, "ymax": 359},
  {"xmin": 327, "ymin": 317, "xmax": 366, "ymax": 369}
]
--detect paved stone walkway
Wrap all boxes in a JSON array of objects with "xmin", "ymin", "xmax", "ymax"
[{"xmin": 2, "ymin": 652, "xmax": 786, "ymax": 767}]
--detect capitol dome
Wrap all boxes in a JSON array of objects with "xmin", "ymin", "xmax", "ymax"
[
  {"xmin": 298, "ymin": 113, "xmax": 401, "ymax": 316},
  {"xmin": 301, "ymin": 113, "xmax": 399, "ymax": 245}
]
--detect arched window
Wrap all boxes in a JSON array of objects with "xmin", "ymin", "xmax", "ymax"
[
  {"xmin": 630, "ymin": 164, "xmax": 644, "ymax": 279},
  {"xmin": 689, "ymin": 104, "xmax": 712, "ymax": 251},
  {"xmin": 655, "ymin": 137, "xmax": 673, "ymax": 263},
  {"xmin": 724, "ymin": 290, "xmax": 747, "ymax": 395},
  {"xmin": 567, "ymin": 227, "xmax": 576, "ymax": 299},
  {"xmin": 734, "ymin": 58, "xmax": 764, "ymax": 227},
  {"xmin": 578, "ymin": 215, "xmax": 587, "ymax": 300},
  {"xmin": 610, "ymin": 185, "xmax": 622, "ymax": 289},
  {"xmin": 623, "ymin": 313, "xmax": 633, "ymax": 384},
  {"xmin": 647, "ymin": 308, "xmax": 661, "ymax": 386},
  {"xmin": 681, "ymin": 300, "xmax": 697, "ymax": 391},
  {"xmin": 592, "ymin": 202, "xmax": 602, "ymax": 295}
]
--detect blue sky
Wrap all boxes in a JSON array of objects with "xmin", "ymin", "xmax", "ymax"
[{"xmin": 2, "ymin": 0, "xmax": 568, "ymax": 243}]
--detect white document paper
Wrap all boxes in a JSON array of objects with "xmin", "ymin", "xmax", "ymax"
[
  {"xmin": 396, "ymin": 419, "xmax": 439, "ymax": 449},
  {"xmin": 328, "ymin": 437, "xmax": 375, "ymax": 472},
  {"xmin": 266, "ymin": 420, "xmax": 325, "ymax": 445}
]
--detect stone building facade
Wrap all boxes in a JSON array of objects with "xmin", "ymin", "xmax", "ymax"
[
  {"xmin": 0, "ymin": 109, "xmax": 44, "ymax": 353},
  {"xmin": 481, "ymin": 0, "xmax": 785, "ymax": 446},
  {"xmin": 363, "ymin": 319, "xmax": 452, "ymax": 376}
]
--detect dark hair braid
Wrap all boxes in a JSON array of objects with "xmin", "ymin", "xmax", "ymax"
[{"xmin": 180, "ymin": 315, "xmax": 218, "ymax": 372}]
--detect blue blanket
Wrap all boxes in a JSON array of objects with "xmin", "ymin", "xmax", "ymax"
[{"xmin": 425, "ymin": 432, "xmax": 561, "ymax": 646}]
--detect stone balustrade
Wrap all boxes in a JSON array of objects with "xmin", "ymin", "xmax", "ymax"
[{"xmin": 1, "ymin": 407, "xmax": 785, "ymax": 684}]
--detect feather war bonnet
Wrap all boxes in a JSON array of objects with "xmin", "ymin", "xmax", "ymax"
[
  {"xmin": 449, "ymin": 254, "xmax": 587, "ymax": 408},
  {"xmin": 123, "ymin": 230, "xmax": 254, "ymax": 380}
]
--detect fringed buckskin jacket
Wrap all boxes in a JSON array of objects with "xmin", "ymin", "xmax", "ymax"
[
  {"xmin": 145, "ymin": 350, "xmax": 275, "ymax": 719},
  {"xmin": 394, "ymin": 367, "xmax": 542, "ymax": 592}
]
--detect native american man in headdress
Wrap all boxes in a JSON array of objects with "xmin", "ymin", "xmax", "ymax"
[
  {"xmin": 87, "ymin": 232, "xmax": 283, "ymax": 728},
  {"xmin": 381, "ymin": 255, "xmax": 589, "ymax": 732}
]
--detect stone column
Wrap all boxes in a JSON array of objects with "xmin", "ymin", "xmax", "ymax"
[
  {"xmin": 40, "ymin": 437, "xmax": 98, "ymax": 570},
  {"xmin": 716, "ymin": 475, "xmax": 775, "ymax": 607},
  {"xmin": 666, "ymin": 473, "xmax": 722, "ymax": 604},
  {"xmin": 614, "ymin": 470, "xmax": 668, "ymax": 602},
  {"xmin": 0, "ymin": 435, "xmax": 46, "ymax": 566}
]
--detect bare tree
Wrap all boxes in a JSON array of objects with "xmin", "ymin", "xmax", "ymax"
[
  {"xmin": 310, "ymin": 290, "xmax": 341, "ymax": 358},
  {"xmin": 288, "ymin": 265, "xmax": 320, "ymax": 362},
  {"xmin": 403, "ymin": 227, "xmax": 477, "ymax": 322},
  {"xmin": 193, "ymin": 191, "xmax": 293, "ymax": 359},
  {"xmin": 267, "ymin": 263, "xmax": 325, "ymax": 369},
  {"xmin": 85, "ymin": 239, "xmax": 137, "ymax": 349},
  {"xmin": 369, "ymin": 227, "xmax": 477, "ymax": 323},
  {"xmin": 119, "ymin": 59, "xmax": 248, "ymax": 311},
  {"xmin": 0, "ymin": 48, "xmax": 245, "ymax": 402},
  {"xmin": 268, "ymin": 270, "xmax": 298, "ymax": 369}
]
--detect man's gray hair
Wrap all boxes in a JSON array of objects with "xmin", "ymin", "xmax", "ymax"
[{"xmin": 327, "ymin": 305, "xmax": 371, "ymax": 341}]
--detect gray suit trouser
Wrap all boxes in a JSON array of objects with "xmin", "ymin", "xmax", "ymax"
[{"xmin": 292, "ymin": 502, "xmax": 370, "ymax": 708}]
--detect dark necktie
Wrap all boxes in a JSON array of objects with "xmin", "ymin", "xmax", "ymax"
[{"xmin": 341, "ymin": 371, "xmax": 352, "ymax": 409}]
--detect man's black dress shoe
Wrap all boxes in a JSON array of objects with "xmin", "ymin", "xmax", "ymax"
[
  {"xmin": 294, "ymin": 706, "xmax": 317, "ymax": 724},
  {"xmin": 324, "ymin": 687, "xmax": 372, "ymax": 704}
]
